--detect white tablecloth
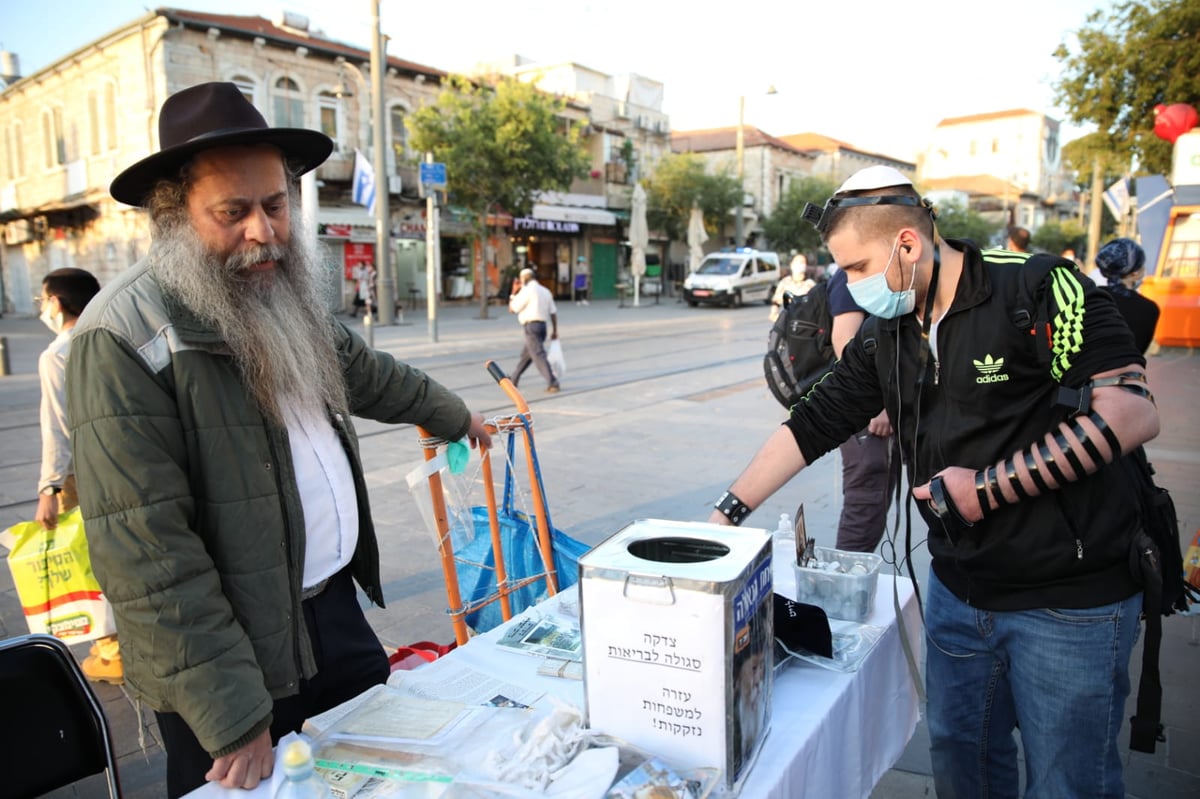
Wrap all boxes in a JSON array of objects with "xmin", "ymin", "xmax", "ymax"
[{"xmin": 188, "ymin": 573, "xmax": 922, "ymax": 798}]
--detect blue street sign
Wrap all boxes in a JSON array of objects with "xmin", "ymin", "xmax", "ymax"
[{"xmin": 420, "ymin": 162, "xmax": 447, "ymax": 188}]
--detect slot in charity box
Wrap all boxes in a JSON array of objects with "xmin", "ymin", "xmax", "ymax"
[
  {"xmin": 579, "ymin": 519, "xmax": 773, "ymax": 793},
  {"xmin": 793, "ymin": 546, "xmax": 882, "ymax": 622}
]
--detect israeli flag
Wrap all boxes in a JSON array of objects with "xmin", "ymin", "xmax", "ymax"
[
  {"xmin": 1102, "ymin": 178, "xmax": 1130, "ymax": 223},
  {"xmin": 352, "ymin": 150, "xmax": 376, "ymax": 215}
]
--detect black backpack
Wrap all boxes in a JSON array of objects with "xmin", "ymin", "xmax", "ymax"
[
  {"xmin": 763, "ymin": 282, "xmax": 836, "ymax": 409},
  {"xmin": 1124, "ymin": 444, "xmax": 1197, "ymax": 752}
]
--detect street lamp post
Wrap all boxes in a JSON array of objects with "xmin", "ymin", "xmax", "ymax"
[
  {"xmin": 735, "ymin": 95, "xmax": 745, "ymax": 248},
  {"xmin": 369, "ymin": 0, "xmax": 394, "ymax": 325},
  {"xmin": 734, "ymin": 87, "xmax": 776, "ymax": 249}
]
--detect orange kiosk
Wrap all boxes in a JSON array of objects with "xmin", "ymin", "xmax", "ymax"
[
  {"xmin": 1141, "ymin": 204, "xmax": 1200, "ymax": 347},
  {"xmin": 1141, "ymin": 106, "xmax": 1200, "ymax": 347}
]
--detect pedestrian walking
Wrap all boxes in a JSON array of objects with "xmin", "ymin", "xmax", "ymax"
[
  {"xmin": 509, "ymin": 267, "xmax": 561, "ymax": 392},
  {"xmin": 769, "ymin": 254, "xmax": 817, "ymax": 322},
  {"xmin": 34, "ymin": 267, "xmax": 121, "ymax": 683},
  {"xmin": 1095, "ymin": 237, "xmax": 1160, "ymax": 354}
]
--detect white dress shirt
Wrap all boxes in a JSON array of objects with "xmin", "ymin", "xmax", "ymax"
[
  {"xmin": 38, "ymin": 330, "xmax": 73, "ymax": 493},
  {"xmin": 282, "ymin": 402, "xmax": 359, "ymax": 590},
  {"xmin": 509, "ymin": 279, "xmax": 557, "ymax": 324}
]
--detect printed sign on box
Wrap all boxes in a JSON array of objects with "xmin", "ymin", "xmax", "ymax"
[{"xmin": 580, "ymin": 520, "xmax": 772, "ymax": 792}]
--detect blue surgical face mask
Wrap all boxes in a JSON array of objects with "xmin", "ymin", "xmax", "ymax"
[{"xmin": 846, "ymin": 239, "xmax": 915, "ymax": 318}]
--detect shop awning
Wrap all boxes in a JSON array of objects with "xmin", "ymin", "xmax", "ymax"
[{"xmin": 532, "ymin": 203, "xmax": 617, "ymax": 226}]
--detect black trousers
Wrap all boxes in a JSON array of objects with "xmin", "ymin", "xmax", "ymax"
[{"xmin": 156, "ymin": 569, "xmax": 389, "ymax": 797}]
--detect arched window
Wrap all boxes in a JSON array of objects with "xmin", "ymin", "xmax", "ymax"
[
  {"xmin": 389, "ymin": 105, "xmax": 407, "ymax": 174},
  {"xmin": 272, "ymin": 76, "xmax": 305, "ymax": 127},
  {"xmin": 231, "ymin": 74, "xmax": 257, "ymax": 107},
  {"xmin": 3, "ymin": 125, "xmax": 13, "ymax": 180},
  {"xmin": 88, "ymin": 90, "xmax": 102, "ymax": 156},
  {"xmin": 89, "ymin": 81, "xmax": 120, "ymax": 155},
  {"xmin": 318, "ymin": 90, "xmax": 342, "ymax": 150},
  {"xmin": 12, "ymin": 121, "xmax": 24, "ymax": 178},
  {"xmin": 42, "ymin": 107, "xmax": 65, "ymax": 168},
  {"xmin": 104, "ymin": 81, "xmax": 117, "ymax": 151}
]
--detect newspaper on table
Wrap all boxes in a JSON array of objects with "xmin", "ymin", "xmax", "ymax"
[
  {"xmin": 495, "ymin": 613, "xmax": 583, "ymax": 662},
  {"xmin": 304, "ymin": 666, "xmax": 543, "ymax": 740}
]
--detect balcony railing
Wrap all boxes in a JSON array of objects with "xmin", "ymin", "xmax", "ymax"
[
  {"xmin": 316, "ymin": 152, "xmax": 353, "ymax": 182},
  {"xmin": 605, "ymin": 161, "xmax": 628, "ymax": 185}
]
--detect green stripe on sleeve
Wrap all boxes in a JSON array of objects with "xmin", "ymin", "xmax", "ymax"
[{"xmin": 1048, "ymin": 267, "xmax": 1086, "ymax": 381}]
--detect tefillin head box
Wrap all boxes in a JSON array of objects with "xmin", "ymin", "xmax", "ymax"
[{"xmin": 579, "ymin": 519, "xmax": 773, "ymax": 792}]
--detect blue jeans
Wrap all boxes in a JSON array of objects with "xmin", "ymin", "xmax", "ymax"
[{"xmin": 925, "ymin": 568, "xmax": 1140, "ymax": 799}]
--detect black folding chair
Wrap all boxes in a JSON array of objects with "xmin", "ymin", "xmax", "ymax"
[{"xmin": 0, "ymin": 633, "xmax": 122, "ymax": 798}]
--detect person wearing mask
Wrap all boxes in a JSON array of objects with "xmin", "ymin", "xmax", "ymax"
[
  {"xmin": 769, "ymin": 254, "xmax": 817, "ymax": 322},
  {"xmin": 826, "ymin": 267, "xmax": 901, "ymax": 552},
  {"xmin": 34, "ymin": 267, "xmax": 119, "ymax": 683},
  {"xmin": 1095, "ymin": 237, "xmax": 1160, "ymax": 354},
  {"xmin": 508, "ymin": 267, "xmax": 561, "ymax": 393},
  {"xmin": 67, "ymin": 82, "xmax": 493, "ymax": 797},
  {"xmin": 709, "ymin": 165, "xmax": 1157, "ymax": 797}
]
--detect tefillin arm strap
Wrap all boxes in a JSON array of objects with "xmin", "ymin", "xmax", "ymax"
[{"xmin": 973, "ymin": 372, "xmax": 1151, "ymax": 517}]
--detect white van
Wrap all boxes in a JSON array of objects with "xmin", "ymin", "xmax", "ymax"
[{"xmin": 682, "ymin": 249, "xmax": 781, "ymax": 307}]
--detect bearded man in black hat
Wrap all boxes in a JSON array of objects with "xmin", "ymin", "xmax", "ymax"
[{"xmin": 67, "ymin": 82, "xmax": 492, "ymax": 796}]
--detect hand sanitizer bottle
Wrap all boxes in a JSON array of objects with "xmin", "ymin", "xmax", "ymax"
[
  {"xmin": 773, "ymin": 512, "xmax": 796, "ymax": 565},
  {"xmin": 273, "ymin": 739, "xmax": 332, "ymax": 799}
]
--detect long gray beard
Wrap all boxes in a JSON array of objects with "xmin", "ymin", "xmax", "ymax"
[{"xmin": 149, "ymin": 220, "xmax": 349, "ymax": 425}]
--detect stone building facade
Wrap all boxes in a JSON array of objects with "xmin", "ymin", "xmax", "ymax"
[{"xmin": 0, "ymin": 8, "xmax": 674, "ymax": 312}]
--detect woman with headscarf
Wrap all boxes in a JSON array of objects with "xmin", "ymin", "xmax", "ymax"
[{"xmin": 1095, "ymin": 238, "xmax": 1160, "ymax": 354}]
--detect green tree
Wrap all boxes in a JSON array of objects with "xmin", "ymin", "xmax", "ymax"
[
  {"xmin": 1053, "ymin": 0, "xmax": 1200, "ymax": 176},
  {"xmin": 644, "ymin": 153, "xmax": 741, "ymax": 260},
  {"xmin": 1031, "ymin": 219, "xmax": 1088, "ymax": 257},
  {"xmin": 933, "ymin": 198, "xmax": 1004, "ymax": 246},
  {"xmin": 761, "ymin": 177, "xmax": 838, "ymax": 261},
  {"xmin": 407, "ymin": 75, "xmax": 590, "ymax": 317}
]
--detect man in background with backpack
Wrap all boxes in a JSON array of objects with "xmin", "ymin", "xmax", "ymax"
[
  {"xmin": 769, "ymin": 254, "xmax": 817, "ymax": 322},
  {"xmin": 714, "ymin": 165, "xmax": 1159, "ymax": 798}
]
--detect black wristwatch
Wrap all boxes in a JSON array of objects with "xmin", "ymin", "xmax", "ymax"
[{"xmin": 40, "ymin": 485, "xmax": 62, "ymax": 497}]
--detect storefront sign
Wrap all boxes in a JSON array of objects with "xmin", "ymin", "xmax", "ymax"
[
  {"xmin": 323, "ymin": 223, "xmax": 352, "ymax": 238},
  {"xmin": 343, "ymin": 242, "xmax": 374, "ymax": 281},
  {"xmin": 397, "ymin": 221, "xmax": 427, "ymax": 239},
  {"xmin": 513, "ymin": 217, "xmax": 581, "ymax": 234}
]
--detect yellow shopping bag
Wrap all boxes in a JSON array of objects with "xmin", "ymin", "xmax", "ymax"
[
  {"xmin": 1185, "ymin": 529, "xmax": 1200, "ymax": 593},
  {"xmin": 2, "ymin": 508, "xmax": 116, "ymax": 642}
]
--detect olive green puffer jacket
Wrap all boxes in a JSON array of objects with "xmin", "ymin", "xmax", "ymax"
[{"xmin": 67, "ymin": 261, "xmax": 472, "ymax": 757}]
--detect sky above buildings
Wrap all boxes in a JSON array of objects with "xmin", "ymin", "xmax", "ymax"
[{"xmin": 3, "ymin": 0, "xmax": 1112, "ymax": 162}]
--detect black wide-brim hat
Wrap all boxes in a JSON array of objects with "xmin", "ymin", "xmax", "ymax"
[{"xmin": 110, "ymin": 81, "xmax": 333, "ymax": 207}]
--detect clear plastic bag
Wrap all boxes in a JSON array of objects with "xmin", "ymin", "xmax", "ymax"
[{"xmin": 546, "ymin": 339, "xmax": 566, "ymax": 379}]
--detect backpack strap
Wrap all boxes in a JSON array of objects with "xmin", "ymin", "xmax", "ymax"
[
  {"xmin": 1127, "ymin": 447, "xmax": 1166, "ymax": 752},
  {"xmin": 1011, "ymin": 255, "xmax": 1060, "ymax": 370}
]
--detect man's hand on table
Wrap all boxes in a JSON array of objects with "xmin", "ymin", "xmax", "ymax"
[{"xmin": 206, "ymin": 729, "xmax": 274, "ymax": 790}]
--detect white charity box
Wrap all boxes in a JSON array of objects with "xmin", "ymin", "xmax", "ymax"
[
  {"xmin": 579, "ymin": 519, "xmax": 773, "ymax": 792},
  {"xmin": 793, "ymin": 546, "xmax": 882, "ymax": 622}
]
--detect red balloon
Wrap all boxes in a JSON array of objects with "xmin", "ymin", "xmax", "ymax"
[{"xmin": 1153, "ymin": 103, "xmax": 1199, "ymax": 144}]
